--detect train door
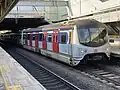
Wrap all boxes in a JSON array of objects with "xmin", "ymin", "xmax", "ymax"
[
  {"xmin": 20, "ymin": 31, "xmax": 24, "ymax": 45},
  {"xmin": 59, "ymin": 31, "xmax": 69, "ymax": 54},
  {"xmin": 30, "ymin": 33, "xmax": 32, "ymax": 47},
  {"xmin": 32, "ymin": 33, "xmax": 36, "ymax": 47},
  {"xmin": 26, "ymin": 34, "xmax": 28, "ymax": 46},
  {"xmin": 24, "ymin": 33, "xmax": 28, "ymax": 46},
  {"xmin": 23, "ymin": 33, "xmax": 26, "ymax": 45},
  {"xmin": 42, "ymin": 32, "xmax": 47, "ymax": 49},
  {"xmin": 27, "ymin": 33, "xmax": 30, "ymax": 46},
  {"xmin": 47, "ymin": 32, "xmax": 53, "ymax": 51},
  {"xmin": 38, "ymin": 32, "xmax": 43, "ymax": 49},
  {"xmin": 53, "ymin": 30, "xmax": 59, "ymax": 53},
  {"xmin": 68, "ymin": 31, "xmax": 73, "ymax": 55},
  {"xmin": 35, "ymin": 32, "xmax": 38, "ymax": 48}
]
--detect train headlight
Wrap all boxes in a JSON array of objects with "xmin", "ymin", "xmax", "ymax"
[
  {"xmin": 105, "ymin": 47, "xmax": 110, "ymax": 56},
  {"xmin": 106, "ymin": 47, "xmax": 110, "ymax": 53},
  {"xmin": 106, "ymin": 48, "xmax": 109, "ymax": 51},
  {"xmin": 79, "ymin": 48, "xmax": 87, "ymax": 55}
]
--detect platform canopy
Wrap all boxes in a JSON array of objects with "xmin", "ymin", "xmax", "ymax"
[
  {"xmin": 6, "ymin": 0, "xmax": 71, "ymax": 22},
  {"xmin": 0, "ymin": 0, "xmax": 18, "ymax": 22}
]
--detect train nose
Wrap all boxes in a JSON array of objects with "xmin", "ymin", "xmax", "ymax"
[{"xmin": 85, "ymin": 53, "xmax": 108, "ymax": 61}]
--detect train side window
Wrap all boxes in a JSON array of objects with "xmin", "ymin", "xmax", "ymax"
[
  {"xmin": 60, "ymin": 32, "xmax": 67, "ymax": 44},
  {"xmin": 23, "ymin": 34, "xmax": 27, "ymax": 39},
  {"xmin": 32, "ymin": 34, "xmax": 35, "ymax": 40},
  {"xmin": 28, "ymin": 34, "xmax": 30, "ymax": 40},
  {"xmin": 39, "ymin": 34, "xmax": 43, "ymax": 41},
  {"xmin": 47, "ymin": 34, "xmax": 52, "ymax": 42}
]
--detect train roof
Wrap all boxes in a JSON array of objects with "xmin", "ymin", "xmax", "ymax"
[
  {"xmin": 39, "ymin": 23, "xmax": 70, "ymax": 30},
  {"xmin": 23, "ymin": 19, "xmax": 104, "ymax": 32},
  {"xmin": 40, "ymin": 19, "xmax": 104, "ymax": 30},
  {"xmin": 75, "ymin": 19, "xmax": 105, "ymax": 29},
  {"xmin": 23, "ymin": 28, "xmax": 42, "ymax": 33}
]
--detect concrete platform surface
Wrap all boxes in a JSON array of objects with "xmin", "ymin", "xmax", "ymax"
[{"xmin": 0, "ymin": 47, "xmax": 46, "ymax": 90}]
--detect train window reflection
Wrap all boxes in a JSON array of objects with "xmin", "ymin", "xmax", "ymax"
[
  {"xmin": 39, "ymin": 34, "xmax": 43, "ymax": 41},
  {"xmin": 47, "ymin": 34, "xmax": 52, "ymax": 42},
  {"xmin": 79, "ymin": 29, "xmax": 90, "ymax": 43},
  {"xmin": 27, "ymin": 34, "xmax": 30, "ymax": 40},
  {"xmin": 32, "ymin": 34, "xmax": 35, "ymax": 40},
  {"xmin": 78, "ymin": 28, "xmax": 108, "ymax": 47},
  {"xmin": 60, "ymin": 32, "xmax": 67, "ymax": 44},
  {"xmin": 90, "ymin": 28, "xmax": 107, "ymax": 43}
]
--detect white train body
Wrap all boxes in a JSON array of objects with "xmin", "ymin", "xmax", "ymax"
[
  {"xmin": 109, "ymin": 35, "xmax": 120, "ymax": 56},
  {"xmin": 21, "ymin": 19, "xmax": 111, "ymax": 66}
]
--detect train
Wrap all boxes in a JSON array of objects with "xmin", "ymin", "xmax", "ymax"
[
  {"xmin": 0, "ymin": 32, "xmax": 21, "ymax": 44},
  {"xmin": 19, "ymin": 19, "xmax": 110, "ymax": 66},
  {"xmin": 109, "ymin": 35, "xmax": 120, "ymax": 57},
  {"xmin": 106, "ymin": 24, "xmax": 120, "ymax": 57},
  {"xmin": 0, "ymin": 19, "xmax": 111, "ymax": 66}
]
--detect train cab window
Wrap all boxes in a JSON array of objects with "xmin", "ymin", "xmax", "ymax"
[
  {"xmin": 32, "ymin": 34, "xmax": 35, "ymax": 40},
  {"xmin": 60, "ymin": 32, "xmax": 68, "ymax": 44},
  {"xmin": 47, "ymin": 34, "xmax": 52, "ymax": 42},
  {"xmin": 39, "ymin": 34, "xmax": 43, "ymax": 41},
  {"xmin": 78, "ymin": 28, "xmax": 108, "ymax": 47}
]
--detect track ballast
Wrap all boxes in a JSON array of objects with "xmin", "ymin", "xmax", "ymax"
[{"xmin": 7, "ymin": 48, "xmax": 81, "ymax": 90}]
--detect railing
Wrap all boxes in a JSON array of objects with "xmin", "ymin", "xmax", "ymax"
[{"xmin": 6, "ymin": 0, "xmax": 69, "ymax": 21}]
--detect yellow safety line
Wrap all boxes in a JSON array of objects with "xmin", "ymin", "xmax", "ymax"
[
  {"xmin": 8, "ymin": 85, "xmax": 22, "ymax": 90},
  {"xmin": 0, "ymin": 65, "xmax": 23, "ymax": 90}
]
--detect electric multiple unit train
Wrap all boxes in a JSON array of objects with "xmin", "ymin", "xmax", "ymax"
[
  {"xmin": 109, "ymin": 35, "xmax": 120, "ymax": 57},
  {"xmin": 19, "ymin": 19, "xmax": 111, "ymax": 66}
]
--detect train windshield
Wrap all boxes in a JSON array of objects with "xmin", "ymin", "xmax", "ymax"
[{"xmin": 78, "ymin": 28, "xmax": 108, "ymax": 47}]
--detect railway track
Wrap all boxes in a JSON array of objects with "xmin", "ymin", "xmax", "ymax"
[
  {"xmin": 6, "ymin": 48, "xmax": 81, "ymax": 90},
  {"xmin": 15, "ymin": 47, "xmax": 120, "ymax": 90},
  {"xmin": 77, "ymin": 63, "xmax": 120, "ymax": 90},
  {"xmin": 16, "ymin": 47, "xmax": 120, "ymax": 90},
  {"xmin": 4, "ymin": 46, "xmax": 120, "ymax": 90},
  {"xmin": 110, "ymin": 56, "xmax": 120, "ymax": 66}
]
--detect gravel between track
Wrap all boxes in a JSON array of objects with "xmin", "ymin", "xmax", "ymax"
[{"xmin": 6, "ymin": 47, "xmax": 118, "ymax": 90}]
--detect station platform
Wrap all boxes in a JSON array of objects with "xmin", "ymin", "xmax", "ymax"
[{"xmin": 0, "ymin": 47, "xmax": 46, "ymax": 90}]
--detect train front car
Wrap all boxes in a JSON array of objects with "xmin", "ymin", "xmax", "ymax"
[{"xmin": 72, "ymin": 19, "xmax": 110, "ymax": 65}]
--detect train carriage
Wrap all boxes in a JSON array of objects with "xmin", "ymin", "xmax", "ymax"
[
  {"xmin": 21, "ymin": 19, "xmax": 111, "ymax": 66},
  {"xmin": 109, "ymin": 35, "xmax": 120, "ymax": 57}
]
